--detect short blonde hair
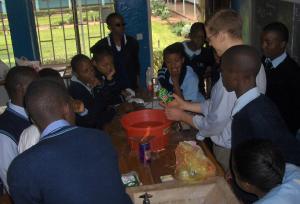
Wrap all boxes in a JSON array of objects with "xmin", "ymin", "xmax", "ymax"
[{"xmin": 206, "ymin": 9, "xmax": 242, "ymax": 39}]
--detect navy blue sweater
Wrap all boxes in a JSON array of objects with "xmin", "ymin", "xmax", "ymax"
[
  {"xmin": 262, "ymin": 55, "xmax": 300, "ymax": 135},
  {"xmin": 94, "ymin": 70, "xmax": 125, "ymax": 105},
  {"xmin": 68, "ymin": 81, "xmax": 115, "ymax": 128},
  {"xmin": 231, "ymin": 95, "xmax": 300, "ymax": 204},
  {"xmin": 232, "ymin": 95, "xmax": 300, "ymax": 165},
  {"xmin": 0, "ymin": 108, "xmax": 31, "ymax": 144},
  {"xmin": 8, "ymin": 126, "xmax": 132, "ymax": 204}
]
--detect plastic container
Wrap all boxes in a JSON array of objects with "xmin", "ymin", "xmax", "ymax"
[{"xmin": 121, "ymin": 109, "xmax": 172, "ymax": 152}]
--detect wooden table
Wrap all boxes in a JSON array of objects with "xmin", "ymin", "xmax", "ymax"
[
  {"xmin": 0, "ymin": 104, "xmax": 224, "ymax": 203},
  {"xmin": 104, "ymin": 105, "xmax": 224, "ymax": 185}
]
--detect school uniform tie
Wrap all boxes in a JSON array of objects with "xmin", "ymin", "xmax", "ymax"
[{"xmin": 264, "ymin": 58, "xmax": 274, "ymax": 70}]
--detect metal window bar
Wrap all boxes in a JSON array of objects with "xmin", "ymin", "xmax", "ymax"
[
  {"xmin": 59, "ymin": 0, "xmax": 68, "ymax": 61},
  {"xmin": 84, "ymin": 0, "xmax": 91, "ymax": 55},
  {"xmin": 32, "ymin": 0, "xmax": 44, "ymax": 64},
  {"xmin": 0, "ymin": 1, "xmax": 13, "ymax": 67},
  {"xmin": 46, "ymin": 1, "xmax": 56, "ymax": 61},
  {"xmin": 31, "ymin": 0, "xmax": 113, "ymax": 65}
]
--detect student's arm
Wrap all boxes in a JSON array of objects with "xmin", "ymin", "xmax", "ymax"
[
  {"xmin": 192, "ymin": 78, "xmax": 236, "ymax": 137},
  {"xmin": 0, "ymin": 134, "xmax": 18, "ymax": 192},
  {"xmin": 166, "ymin": 94, "xmax": 202, "ymax": 113},
  {"xmin": 165, "ymin": 107, "xmax": 196, "ymax": 128}
]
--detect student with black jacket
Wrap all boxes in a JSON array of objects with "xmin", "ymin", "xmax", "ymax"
[
  {"xmin": 68, "ymin": 54, "xmax": 115, "ymax": 129},
  {"xmin": 221, "ymin": 45, "xmax": 300, "ymax": 203},
  {"xmin": 261, "ymin": 22, "xmax": 300, "ymax": 135},
  {"xmin": 90, "ymin": 13, "xmax": 140, "ymax": 90}
]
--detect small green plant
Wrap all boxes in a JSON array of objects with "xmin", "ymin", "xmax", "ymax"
[
  {"xmin": 180, "ymin": 24, "xmax": 191, "ymax": 38},
  {"xmin": 58, "ymin": 19, "xmax": 67, "ymax": 26},
  {"xmin": 171, "ymin": 21, "xmax": 186, "ymax": 36},
  {"xmin": 68, "ymin": 16, "xmax": 74, "ymax": 24},
  {"xmin": 151, "ymin": 0, "xmax": 170, "ymax": 20}
]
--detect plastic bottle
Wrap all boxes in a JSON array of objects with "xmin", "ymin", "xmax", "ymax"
[{"xmin": 146, "ymin": 67, "xmax": 153, "ymax": 93}]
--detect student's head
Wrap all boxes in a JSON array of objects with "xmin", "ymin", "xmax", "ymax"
[
  {"xmin": 71, "ymin": 54, "xmax": 95, "ymax": 84},
  {"xmin": 92, "ymin": 46, "xmax": 115, "ymax": 77},
  {"xmin": 39, "ymin": 68, "xmax": 65, "ymax": 87},
  {"xmin": 261, "ymin": 22, "xmax": 289, "ymax": 60},
  {"xmin": 189, "ymin": 22, "xmax": 206, "ymax": 49},
  {"xmin": 5, "ymin": 66, "xmax": 38, "ymax": 105},
  {"xmin": 232, "ymin": 139, "xmax": 285, "ymax": 197},
  {"xmin": 221, "ymin": 45, "xmax": 260, "ymax": 92},
  {"xmin": 25, "ymin": 79, "xmax": 75, "ymax": 131},
  {"xmin": 205, "ymin": 9, "xmax": 242, "ymax": 56},
  {"xmin": 163, "ymin": 42, "xmax": 185, "ymax": 76},
  {"xmin": 106, "ymin": 12, "xmax": 125, "ymax": 36}
]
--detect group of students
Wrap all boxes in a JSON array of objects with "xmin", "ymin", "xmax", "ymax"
[
  {"xmin": 0, "ymin": 9, "xmax": 300, "ymax": 204},
  {"xmin": 0, "ymin": 12, "xmax": 138, "ymax": 204},
  {"xmin": 161, "ymin": 9, "xmax": 300, "ymax": 204}
]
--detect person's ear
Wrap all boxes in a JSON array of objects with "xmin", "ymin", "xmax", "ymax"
[
  {"xmin": 181, "ymin": 56, "xmax": 185, "ymax": 64},
  {"xmin": 107, "ymin": 24, "xmax": 112, "ymax": 31},
  {"xmin": 218, "ymin": 31, "xmax": 226, "ymax": 41},
  {"xmin": 280, "ymin": 41, "xmax": 287, "ymax": 50}
]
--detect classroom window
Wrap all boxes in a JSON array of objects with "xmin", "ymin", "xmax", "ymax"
[
  {"xmin": 31, "ymin": 0, "xmax": 114, "ymax": 65},
  {"xmin": 0, "ymin": 0, "xmax": 14, "ymax": 67}
]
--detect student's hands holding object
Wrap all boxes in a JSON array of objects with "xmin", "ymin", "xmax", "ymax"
[
  {"xmin": 165, "ymin": 107, "xmax": 185, "ymax": 121},
  {"xmin": 160, "ymin": 94, "xmax": 187, "ymax": 110}
]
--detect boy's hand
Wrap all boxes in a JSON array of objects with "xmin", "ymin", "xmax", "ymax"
[
  {"xmin": 167, "ymin": 94, "xmax": 186, "ymax": 109},
  {"xmin": 71, "ymin": 99, "xmax": 85, "ymax": 113},
  {"xmin": 107, "ymin": 68, "xmax": 116, "ymax": 81},
  {"xmin": 165, "ymin": 107, "xmax": 184, "ymax": 121}
]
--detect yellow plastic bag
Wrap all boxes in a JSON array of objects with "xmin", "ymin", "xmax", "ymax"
[{"xmin": 175, "ymin": 141, "xmax": 216, "ymax": 182}]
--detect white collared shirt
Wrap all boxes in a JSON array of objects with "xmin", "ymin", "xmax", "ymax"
[
  {"xmin": 182, "ymin": 41, "xmax": 202, "ymax": 60},
  {"xmin": 193, "ymin": 64, "xmax": 266, "ymax": 149},
  {"xmin": 266, "ymin": 52, "xmax": 287, "ymax": 69},
  {"xmin": 7, "ymin": 101, "xmax": 28, "ymax": 120},
  {"xmin": 41, "ymin": 119, "xmax": 70, "ymax": 138},
  {"xmin": 107, "ymin": 34, "xmax": 127, "ymax": 51},
  {"xmin": 18, "ymin": 125, "xmax": 40, "ymax": 153},
  {"xmin": 0, "ymin": 103, "xmax": 29, "ymax": 191},
  {"xmin": 231, "ymin": 87, "xmax": 260, "ymax": 117},
  {"xmin": 71, "ymin": 75, "xmax": 92, "ymax": 94}
]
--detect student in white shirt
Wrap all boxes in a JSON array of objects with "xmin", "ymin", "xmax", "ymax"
[
  {"xmin": 232, "ymin": 139, "xmax": 300, "ymax": 204},
  {"xmin": 18, "ymin": 68, "xmax": 84, "ymax": 153},
  {"xmin": 0, "ymin": 66, "xmax": 38, "ymax": 192},
  {"xmin": 163, "ymin": 9, "xmax": 266, "ymax": 172}
]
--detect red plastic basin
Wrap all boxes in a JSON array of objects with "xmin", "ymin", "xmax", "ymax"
[{"xmin": 121, "ymin": 109, "xmax": 172, "ymax": 152}]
